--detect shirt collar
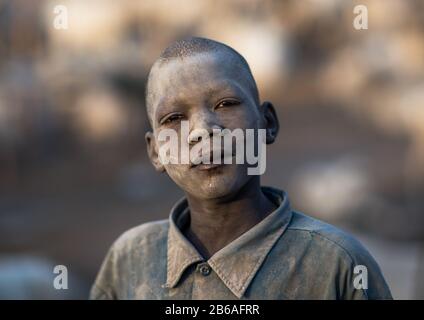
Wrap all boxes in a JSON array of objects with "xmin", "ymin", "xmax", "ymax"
[{"xmin": 165, "ymin": 186, "xmax": 293, "ymax": 298}]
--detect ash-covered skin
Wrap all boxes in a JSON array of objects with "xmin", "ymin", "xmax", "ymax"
[{"xmin": 145, "ymin": 48, "xmax": 278, "ymax": 200}]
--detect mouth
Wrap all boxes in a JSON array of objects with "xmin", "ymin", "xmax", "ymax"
[
  {"xmin": 195, "ymin": 162, "xmax": 223, "ymax": 171},
  {"xmin": 190, "ymin": 149, "xmax": 235, "ymax": 170}
]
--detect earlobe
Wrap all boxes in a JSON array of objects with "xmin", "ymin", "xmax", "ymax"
[
  {"xmin": 261, "ymin": 101, "xmax": 279, "ymax": 144},
  {"xmin": 145, "ymin": 131, "xmax": 165, "ymax": 172}
]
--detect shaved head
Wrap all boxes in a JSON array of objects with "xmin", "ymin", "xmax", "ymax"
[{"xmin": 145, "ymin": 37, "xmax": 260, "ymax": 126}]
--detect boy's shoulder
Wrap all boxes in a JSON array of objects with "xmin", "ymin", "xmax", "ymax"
[
  {"xmin": 282, "ymin": 211, "xmax": 392, "ymax": 299},
  {"xmin": 111, "ymin": 219, "xmax": 169, "ymax": 253},
  {"xmin": 286, "ymin": 211, "xmax": 374, "ymax": 265}
]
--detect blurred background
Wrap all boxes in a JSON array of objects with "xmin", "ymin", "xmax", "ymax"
[{"xmin": 0, "ymin": 0, "xmax": 423, "ymax": 299}]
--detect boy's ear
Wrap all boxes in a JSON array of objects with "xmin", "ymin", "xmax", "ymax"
[
  {"xmin": 261, "ymin": 101, "xmax": 279, "ymax": 144},
  {"xmin": 145, "ymin": 131, "xmax": 165, "ymax": 172}
]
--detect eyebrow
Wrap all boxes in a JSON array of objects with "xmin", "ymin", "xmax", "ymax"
[{"xmin": 154, "ymin": 97, "xmax": 187, "ymax": 124}]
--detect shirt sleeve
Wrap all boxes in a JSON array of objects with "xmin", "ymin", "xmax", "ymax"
[
  {"xmin": 338, "ymin": 240, "xmax": 393, "ymax": 300},
  {"xmin": 89, "ymin": 242, "xmax": 120, "ymax": 300}
]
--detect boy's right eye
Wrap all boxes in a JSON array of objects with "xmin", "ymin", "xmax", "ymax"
[{"xmin": 160, "ymin": 113, "xmax": 184, "ymax": 125}]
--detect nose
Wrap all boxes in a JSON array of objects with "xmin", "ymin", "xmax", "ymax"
[{"xmin": 187, "ymin": 110, "xmax": 222, "ymax": 145}]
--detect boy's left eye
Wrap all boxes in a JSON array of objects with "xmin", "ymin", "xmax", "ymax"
[{"xmin": 215, "ymin": 99, "xmax": 240, "ymax": 109}]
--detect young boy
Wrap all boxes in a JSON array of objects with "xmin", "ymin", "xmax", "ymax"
[{"xmin": 90, "ymin": 37, "xmax": 392, "ymax": 300}]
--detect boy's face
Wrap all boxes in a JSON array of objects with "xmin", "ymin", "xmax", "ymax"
[{"xmin": 146, "ymin": 51, "xmax": 278, "ymax": 200}]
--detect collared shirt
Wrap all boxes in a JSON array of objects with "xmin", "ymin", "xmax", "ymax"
[{"xmin": 90, "ymin": 187, "xmax": 392, "ymax": 299}]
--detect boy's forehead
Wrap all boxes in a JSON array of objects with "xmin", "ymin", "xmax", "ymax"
[{"xmin": 148, "ymin": 52, "xmax": 254, "ymax": 111}]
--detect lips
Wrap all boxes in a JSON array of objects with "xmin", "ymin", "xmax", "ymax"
[
  {"xmin": 190, "ymin": 148, "xmax": 234, "ymax": 169},
  {"xmin": 195, "ymin": 162, "xmax": 223, "ymax": 171}
]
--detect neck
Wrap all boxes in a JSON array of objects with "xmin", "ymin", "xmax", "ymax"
[{"xmin": 184, "ymin": 177, "xmax": 277, "ymax": 259}]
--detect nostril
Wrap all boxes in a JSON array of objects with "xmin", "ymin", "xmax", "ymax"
[{"xmin": 188, "ymin": 128, "xmax": 208, "ymax": 144}]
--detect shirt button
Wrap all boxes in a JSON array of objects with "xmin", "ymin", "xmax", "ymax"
[{"xmin": 197, "ymin": 262, "xmax": 211, "ymax": 276}]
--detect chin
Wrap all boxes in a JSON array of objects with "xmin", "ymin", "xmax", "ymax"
[
  {"xmin": 198, "ymin": 182, "xmax": 235, "ymax": 199},
  {"xmin": 167, "ymin": 164, "xmax": 250, "ymax": 200},
  {"xmin": 189, "ymin": 172, "xmax": 249, "ymax": 200}
]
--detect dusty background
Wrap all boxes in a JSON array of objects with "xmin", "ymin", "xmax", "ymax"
[{"xmin": 0, "ymin": 0, "xmax": 423, "ymax": 299}]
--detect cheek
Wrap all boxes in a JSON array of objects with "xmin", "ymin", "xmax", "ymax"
[
  {"xmin": 164, "ymin": 164, "xmax": 186, "ymax": 182},
  {"xmin": 220, "ymin": 106, "xmax": 260, "ymax": 130}
]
